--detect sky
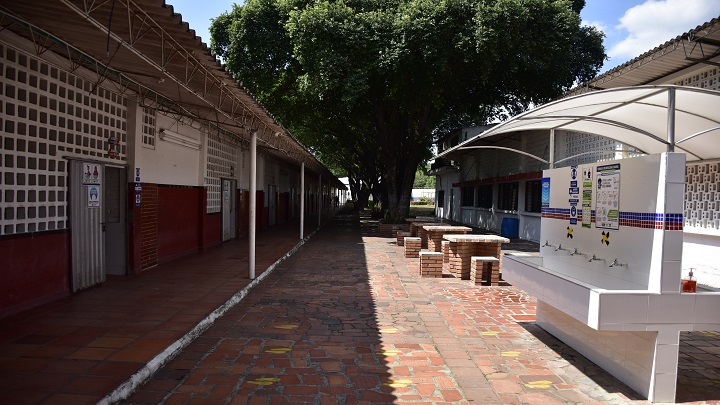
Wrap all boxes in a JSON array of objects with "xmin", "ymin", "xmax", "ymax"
[{"xmin": 168, "ymin": 0, "xmax": 720, "ymax": 73}]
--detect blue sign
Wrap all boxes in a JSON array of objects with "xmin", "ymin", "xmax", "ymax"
[
  {"xmin": 569, "ymin": 187, "xmax": 580, "ymax": 195},
  {"xmin": 541, "ymin": 177, "xmax": 551, "ymax": 207}
]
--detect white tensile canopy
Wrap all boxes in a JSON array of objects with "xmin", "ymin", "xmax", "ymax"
[{"xmin": 442, "ymin": 85, "xmax": 720, "ymax": 163}]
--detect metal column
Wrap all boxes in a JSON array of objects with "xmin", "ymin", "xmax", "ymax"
[
  {"xmin": 300, "ymin": 162, "xmax": 305, "ymax": 240},
  {"xmin": 549, "ymin": 129, "xmax": 556, "ymax": 169},
  {"xmin": 249, "ymin": 132, "xmax": 257, "ymax": 279},
  {"xmin": 318, "ymin": 174, "xmax": 322, "ymax": 228}
]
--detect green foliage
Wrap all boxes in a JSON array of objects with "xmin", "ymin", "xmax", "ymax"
[
  {"xmin": 411, "ymin": 196, "xmax": 433, "ymax": 206},
  {"xmin": 210, "ymin": 0, "xmax": 605, "ymax": 223},
  {"xmin": 413, "ymin": 164, "xmax": 435, "ymax": 188}
]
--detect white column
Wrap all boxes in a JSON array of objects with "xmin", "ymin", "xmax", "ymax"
[
  {"xmin": 300, "ymin": 162, "xmax": 305, "ymax": 240},
  {"xmin": 549, "ymin": 129, "xmax": 556, "ymax": 169},
  {"xmin": 667, "ymin": 87, "xmax": 676, "ymax": 152},
  {"xmin": 318, "ymin": 174, "xmax": 322, "ymax": 228},
  {"xmin": 249, "ymin": 132, "xmax": 257, "ymax": 279}
]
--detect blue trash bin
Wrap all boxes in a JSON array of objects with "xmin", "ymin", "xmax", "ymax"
[{"xmin": 500, "ymin": 217, "xmax": 519, "ymax": 239}]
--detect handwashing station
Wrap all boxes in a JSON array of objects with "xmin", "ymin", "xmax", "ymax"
[{"xmin": 481, "ymin": 86, "xmax": 720, "ymax": 403}]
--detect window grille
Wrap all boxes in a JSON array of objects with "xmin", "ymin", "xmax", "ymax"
[
  {"xmin": 684, "ymin": 161, "xmax": 720, "ymax": 232},
  {"xmin": 476, "ymin": 184, "xmax": 493, "ymax": 208},
  {"xmin": 141, "ymin": 107, "xmax": 155, "ymax": 148},
  {"xmin": 204, "ymin": 127, "xmax": 239, "ymax": 213},
  {"xmin": 525, "ymin": 180, "xmax": 542, "ymax": 213},
  {"xmin": 497, "ymin": 182, "xmax": 518, "ymax": 211},
  {"xmin": 0, "ymin": 43, "xmax": 126, "ymax": 235},
  {"xmin": 461, "ymin": 186, "xmax": 474, "ymax": 207}
]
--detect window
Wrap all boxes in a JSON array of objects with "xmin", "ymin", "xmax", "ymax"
[
  {"xmin": 461, "ymin": 186, "xmax": 475, "ymax": 207},
  {"xmin": 525, "ymin": 180, "xmax": 542, "ymax": 213},
  {"xmin": 437, "ymin": 190, "xmax": 445, "ymax": 207},
  {"xmin": 497, "ymin": 182, "xmax": 518, "ymax": 211},
  {"xmin": 476, "ymin": 185, "xmax": 493, "ymax": 208}
]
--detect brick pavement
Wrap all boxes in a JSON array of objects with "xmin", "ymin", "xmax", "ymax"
[{"xmin": 126, "ymin": 213, "xmax": 707, "ymax": 405}]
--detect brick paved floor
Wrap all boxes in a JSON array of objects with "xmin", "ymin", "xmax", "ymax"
[{"xmin": 127, "ymin": 213, "xmax": 720, "ymax": 404}]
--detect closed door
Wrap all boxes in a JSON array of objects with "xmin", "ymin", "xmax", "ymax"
[
  {"xmin": 104, "ymin": 167, "xmax": 127, "ymax": 275},
  {"xmin": 70, "ymin": 161, "xmax": 105, "ymax": 291},
  {"xmin": 222, "ymin": 179, "xmax": 236, "ymax": 241}
]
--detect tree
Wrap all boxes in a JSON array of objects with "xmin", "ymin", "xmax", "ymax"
[{"xmin": 211, "ymin": 0, "xmax": 605, "ymax": 222}]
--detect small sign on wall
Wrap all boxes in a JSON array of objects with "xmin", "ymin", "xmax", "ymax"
[
  {"xmin": 596, "ymin": 164, "xmax": 621, "ymax": 230},
  {"xmin": 88, "ymin": 185, "xmax": 101, "ymax": 208}
]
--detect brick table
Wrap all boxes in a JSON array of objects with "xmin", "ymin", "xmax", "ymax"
[
  {"xmin": 423, "ymin": 225, "xmax": 471, "ymax": 252},
  {"xmin": 443, "ymin": 234, "xmax": 509, "ymax": 280},
  {"xmin": 408, "ymin": 219, "xmax": 442, "ymax": 237},
  {"xmin": 415, "ymin": 222, "xmax": 446, "ymax": 248}
]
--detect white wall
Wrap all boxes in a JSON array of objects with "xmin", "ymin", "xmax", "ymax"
[{"xmin": 136, "ymin": 113, "xmax": 203, "ymax": 186}]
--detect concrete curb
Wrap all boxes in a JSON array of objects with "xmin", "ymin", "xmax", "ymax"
[{"xmin": 98, "ymin": 229, "xmax": 318, "ymax": 405}]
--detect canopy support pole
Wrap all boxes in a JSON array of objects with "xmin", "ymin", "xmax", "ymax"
[
  {"xmin": 249, "ymin": 131, "xmax": 257, "ymax": 280},
  {"xmin": 300, "ymin": 162, "xmax": 305, "ymax": 240},
  {"xmin": 667, "ymin": 88, "xmax": 676, "ymax": 152},
  {"xmin": 549, "ymin": 129, "xmax": 556, "ymax": 169}
]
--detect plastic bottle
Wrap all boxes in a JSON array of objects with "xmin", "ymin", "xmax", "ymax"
[{"xmin": 682, "ymin": 268, "xmax": 697, "ymax": 293}]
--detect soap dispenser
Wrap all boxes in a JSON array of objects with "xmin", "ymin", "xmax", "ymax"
[{"xmin": 682, "ymin": 268, "xmax": 697, "ymax": 293}]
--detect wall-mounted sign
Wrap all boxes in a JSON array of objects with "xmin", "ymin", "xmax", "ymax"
[
  {"xmin": 88, "ymin": 185, "xmax": 101, "ymax": 208},
  {"xmin": 82, "ymin": 163, "xmax": 101, "ymax": 185},
  {"xmin": 568, "ymin": 166, "xmax": 579, "ymax": 225},
  {"xmin": 595, "ymin": 164, "xmax": 620, "ymax": 230},
  {"xmin": 581, "ymin": 167, "xmax": 593, "ymax": 228},
  {"xmin": 541, "ymin": 177, "xmax": 550, "ymax": 208}
]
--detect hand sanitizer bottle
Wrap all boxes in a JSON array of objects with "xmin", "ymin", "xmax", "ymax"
[{"xmin": 682, "ymin": 268, "xmax": 697, "ymax": 293}]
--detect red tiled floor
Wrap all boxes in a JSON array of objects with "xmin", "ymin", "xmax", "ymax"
[{"xmin": 3, "ymin": 211, "xmax": 720, "ymax": 404}]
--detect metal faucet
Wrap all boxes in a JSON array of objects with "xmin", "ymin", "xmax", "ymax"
[
  {"xmin": 609, "ymin": 258, "xmax": 625, "ymax": 267},
  {"xmin": 555, "ymin": 243, "xmax": 566, "ymax": 251},
  {"xmin": 570, "ymin": 248, "xmax": 583, "ymax": 256},
  {"xmin": 588, "ymin": 254, "xmax": 604, "ymax": 262},
  {"xmin": 542, "ymin": 240, "xmax": 553, "ymax": 247}
]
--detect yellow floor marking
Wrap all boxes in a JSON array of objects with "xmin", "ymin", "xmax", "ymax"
[
  {"xmin": 481, "ymin": 331, "xmax": 499, "ymax": 336},
  {"xmin": 264, "ymin": 347, "xmax": 291, "ymax": 354},
  {"xmin": 501, "ymin": 351, "xmax": 521, "ymax": 357},
  {"xmin": 248, "ymin": 377, "xmax": 281, "ymax": 385},
  {"xmin": 525, "ymin": 380, "xmax": 553, "ymax": 389},
  {"xmin": 274, "ymin": 325, "xmax": 298, "ymax": 329},
  {"xmin": 704, "ymin": 331, "xmax": 720, "ymax": 337},
  {"xmin": 376, "ymin": 349, "xmax": 403, "ymax": 356},
  {"xmin": 384, "ymin": 378, "xmax": 413, "ymax": 388},
  {"xmin": 380, "ymin": 328, "xmax": 399, "ymax": 333}
]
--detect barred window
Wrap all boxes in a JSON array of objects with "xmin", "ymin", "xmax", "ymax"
[
  {"xmin": 497, "ymin": 182, "xmax": 518, "ymax": 211},
  {"xmin": 476, "ymin": 184, "xmax": 493, "ymax": 208},
  {"xmin": 437, "ymin": 190, "xmax": 445, "ymax": 207},
  {"xmin": 525, "ymin": 180, "xmax": 542, "ymax": 213},
  {"xmin": 461, "ymin": 186, "xmax": 474, "ymax": 207}
]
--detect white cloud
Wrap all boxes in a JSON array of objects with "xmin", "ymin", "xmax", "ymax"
[
  {"xmin": 582, "ymin": 19, "xmax": 608, "ymax": 34},
  {"xmin": 609, "ymin": 0, "xmax": 720, "ymax": 60}
]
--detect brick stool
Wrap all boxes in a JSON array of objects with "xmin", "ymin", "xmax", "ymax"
[
  {"xmin": 470, "ymin": 256, "xmax": 501, "ymax": 286},
  {"xmin": 420, "ymin": 252, "xmax": 444, "ymax": 277},
  {"xmin": 441, "ymin": 241, "xmax": 450, "ymax": 263},
  {"xmin": 397, "ymin": 231, "xmax": 411, "ymax": 246},
  {"xmin": 404, "ymin": 237, "xmax": 422, "ymax": 258}
]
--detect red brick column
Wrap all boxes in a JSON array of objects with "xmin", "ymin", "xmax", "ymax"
[
  {"xmin": 139, "ymin": 183, "xmax": 158, "ymax": 270},
  {"xmin": 448, "ymin": 241, "xmax": 477, "ymax": 280}
]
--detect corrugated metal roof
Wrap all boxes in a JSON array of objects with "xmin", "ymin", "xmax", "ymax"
[
  {"xmin": 0, "ymin": 0, "xmax": 345, "ymax": 188},
  {"xmin": 566, "ymin": 18, "xmax": 720, "ymax": 97}
]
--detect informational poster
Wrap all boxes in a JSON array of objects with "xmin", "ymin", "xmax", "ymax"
[
  {"xmin": 595, "ymin": 164, "xmax": 620, "ymax": 230},
  {"xmin": 568, "ymin": 166, "xmax": 579, "ymax": 225},
  {"xmin": 82, "ymin": 162, "xmax": 101, "ymax": 185},
  {"xmin": 581, "ymin": 167, "xmax": 593, "ymax": 228},
  {"xmin": 541, "ymin": 177, "xmax": 550, "ymax": 208},
  {"xmin": 87, "ymin": 185, "xmax": 101, "ymax": 208}
]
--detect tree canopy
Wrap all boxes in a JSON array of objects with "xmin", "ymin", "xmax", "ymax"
[{"xmin": 210, "ymin": 0, "xmax": 605, "ymax": 221}]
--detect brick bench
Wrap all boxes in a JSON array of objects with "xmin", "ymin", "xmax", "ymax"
[
  {"xmin": 396, "ymin": 231, "xmax": 411, "ymax": 246},
  {"xmin": 420, "ymin": 252, "xmax": 444, "ymax": 277},
  {"xmin": 404, "ymin": 237, "xmax": 422, "ymax": 258},
  {"xmin": 470, "ymin": 256, "xmax": 501, "ymax": 286}
]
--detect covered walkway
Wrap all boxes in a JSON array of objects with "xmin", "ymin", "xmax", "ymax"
[{"xmin": 1, "ymin": 211, "xmax": 719, "ymax": 404}]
